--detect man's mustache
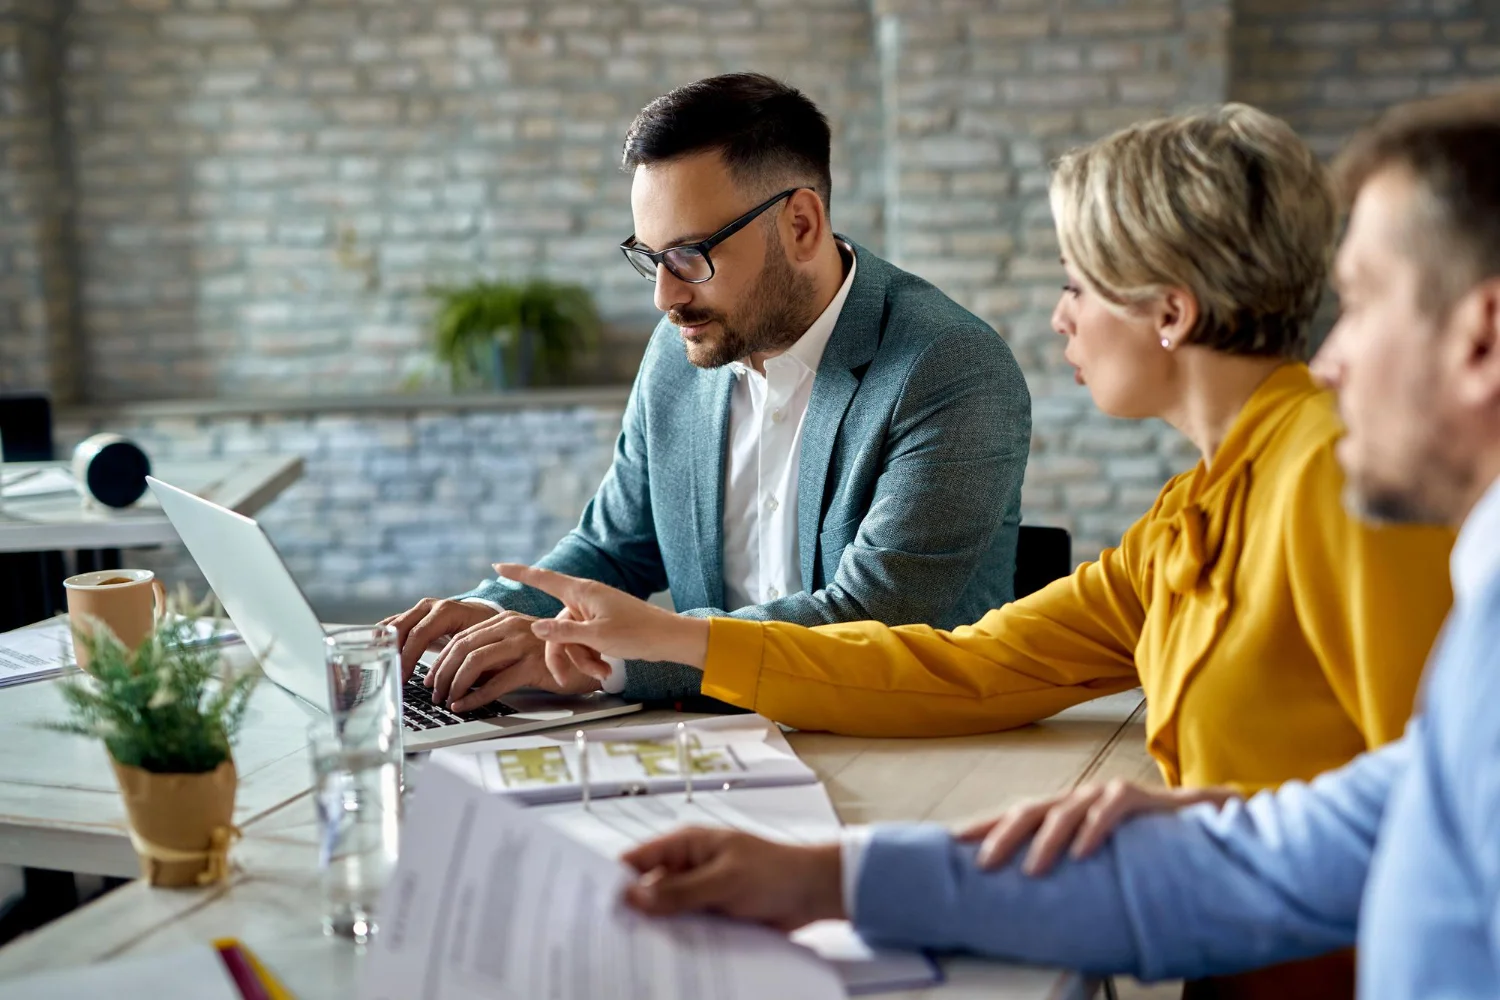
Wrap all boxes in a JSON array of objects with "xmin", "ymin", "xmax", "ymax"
[{"xmin": 670, "ymin": 310, "xmax": 720, "ymax": 328}]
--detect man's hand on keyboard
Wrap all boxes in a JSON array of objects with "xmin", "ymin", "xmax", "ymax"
[
  {"xmin": 420, "ymin": 610, "xmax": 602, "ymax": 712},
  {"xmin": 382, "ymin": 597, "xmax": 498, "ymax": 682}
]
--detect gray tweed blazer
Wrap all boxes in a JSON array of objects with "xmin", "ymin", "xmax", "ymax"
[{"xmin": 461, "ymin": 240, "xmax": 1031, "ymax": 702}]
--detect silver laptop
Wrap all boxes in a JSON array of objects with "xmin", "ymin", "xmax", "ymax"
[{"xmin": 146, "ymin": 476, "xmax": 640, "ymax": 750}]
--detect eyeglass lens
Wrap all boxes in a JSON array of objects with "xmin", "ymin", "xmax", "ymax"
[{"xmin": 626, "ymin": 245, "xmax": 713, "ymax": 283}]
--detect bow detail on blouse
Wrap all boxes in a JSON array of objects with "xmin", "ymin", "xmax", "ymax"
[
  {"xmin": 1138, "ymin": 468, "xmax": 1253, "ymax": 785},
  {"xmin": 1149, "ymin": 505, "xmax": 1212, "ymax": 594},
  {"xmin": 1144, "ymin": 465, "xmax": 1249, "ymax": 597}
]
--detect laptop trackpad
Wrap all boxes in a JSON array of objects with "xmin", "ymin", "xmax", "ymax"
[{"xmin": 500, "ymin": 690, "xmax": 621, "ymax": 718}]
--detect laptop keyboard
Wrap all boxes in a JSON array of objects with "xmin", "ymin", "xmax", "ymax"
[{"xmin": 402, "ymin": 664, "xmax": 517, "ymax": 731}]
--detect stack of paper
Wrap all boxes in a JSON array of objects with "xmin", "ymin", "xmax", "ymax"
[
  {"xmin": 428, "ymin": 715, "xmax": 942, "ymax": 997},
  {"xmin": 0, "ymin": 617, "xmax": 239, "ymax": 689},
  {"xmin": 361, "ymin": 764, "xmax": 846, "ymax": 1000},
  {"xmin": 0, "ymin": 620, "xmax": 78, "ymax": 688}
]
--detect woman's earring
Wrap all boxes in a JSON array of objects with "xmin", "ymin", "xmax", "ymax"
[{"xmin": 1160, "ymin": 338, "xmax": 1171, "ymax": 349}]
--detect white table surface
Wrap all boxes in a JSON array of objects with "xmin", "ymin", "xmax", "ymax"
[
  {"xmin": 0, "ymin": 682, "xmax": 1153, "ymax": 999},
  {"xmin": 0, "ymin": 456, "xmax": 303, "ymax": 553}
]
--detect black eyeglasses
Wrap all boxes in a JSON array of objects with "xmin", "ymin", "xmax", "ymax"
[{"xmin": 619, "ymin": 188, "xmax": 800, "ymax": 283}]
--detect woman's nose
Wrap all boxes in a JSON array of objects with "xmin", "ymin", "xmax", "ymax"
[{"xmin": 1050, "ymin": 299, "xmax": 1071, "ymax": 338}]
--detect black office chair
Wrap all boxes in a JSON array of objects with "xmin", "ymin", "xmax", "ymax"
[
  {"xmin": 0, "ymin": 395, "xmax": 96, "ymax": 945},
  {"xmin": 0, "ymin": 395, "xmax": 71, "ymax": 631},
  {"xmin": 1014, "ymin": 524, "xmax": 1072, "ymax": 600}
]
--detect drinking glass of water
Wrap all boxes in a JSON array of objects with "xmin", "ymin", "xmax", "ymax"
[
  {"xmin": 323, "ymin": 624, "xmax": 404, "ymax": 769},
  {"xmin": 308, "ymin": 720, "xmax": 400, "ymax": 945}
]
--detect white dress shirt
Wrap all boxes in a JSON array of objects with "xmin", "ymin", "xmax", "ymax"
[
  {"xmin": 720, "ymin": 249, "xmax": 857, "ymax": 612},
  {"xmin": 472, "ymin": 246, "xmax": 858, "ymax": 694}
]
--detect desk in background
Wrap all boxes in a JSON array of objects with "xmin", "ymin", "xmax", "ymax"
[
  {"xmin": 0, "ymin": 686, "xmax": 1152, "ymax": 999},
  {"xmin": 0, "ymin": 456, "xmax": 303, "ymax": 554}
]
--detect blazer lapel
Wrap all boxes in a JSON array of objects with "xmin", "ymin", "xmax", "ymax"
[
  {"xmin": 691, "ymin": 366, "xmax": 734, "ymax": 609},
  {"xmin": 797, "ymin": 241, "xmax": 884, "ymax": 586}
]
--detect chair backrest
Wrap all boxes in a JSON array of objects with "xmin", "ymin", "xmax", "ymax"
[
  {"xmin": 0, "ymin": 394, "xmax": 54, "ymax": 462},
  {"xmin": 1014, "ymin": 524, "xmax": 1072, "ymax": 600}
]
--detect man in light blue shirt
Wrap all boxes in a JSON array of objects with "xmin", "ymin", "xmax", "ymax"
[{"xmin": 616, "ymin": 86, "xmax": 1500, "ymax": 998}]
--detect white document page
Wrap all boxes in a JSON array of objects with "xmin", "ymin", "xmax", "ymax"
[
  {"xmin": 0, "ymin": 618, "xmax": 236, "ymax": 688},
  {"xmin": 532, "ymin": 781, "xmax": 844, "ymax": 857},
  {"xmin": 0, "ymin": 620, "xmax": 77, "ymax": 687},
  {"xmin": 0, "ymin": 467, "xmax": 78, "ymax": 499},
  {"xmin": 0, "ymin": 944, "xmax": 242, "ymax": 1000},
  {"xmin": 360, "ymin": 764, "xmax": 844, "ymax": 1000}
]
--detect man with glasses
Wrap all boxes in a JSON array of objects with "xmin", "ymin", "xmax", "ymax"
[{"xmin": 384, "ymin": 73, "xmax": 1031, "ymax": 709}]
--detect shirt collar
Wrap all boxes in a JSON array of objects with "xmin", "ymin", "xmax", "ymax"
[
  {"xmin": 1452, "ymin": 474, "xmax": 1500, "ymax": 605},
  {"xmin": 731, "ymin": 242, "xmax": 857, "ymax": 379}
]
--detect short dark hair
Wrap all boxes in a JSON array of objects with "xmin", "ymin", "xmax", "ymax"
[
  {"xmin": 1335, "ymin": 84, "xmax": 1500, "ymax": 312},
  {"xmin": 622, "ymin": 73, "xmax": 833, "ymax": 216}
]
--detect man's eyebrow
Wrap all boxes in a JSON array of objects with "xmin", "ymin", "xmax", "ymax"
[{"xmin": 633, "ymin": 232, "xmax": 712, "ymax": 253}]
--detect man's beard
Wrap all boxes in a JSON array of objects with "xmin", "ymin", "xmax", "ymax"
[
  {"xmin": 671, "ymin": 236, "xmax": 819, "ymax": 369},
  {"xmin": 1342, "ymin": 441, "xmax": 1470, "ymax": 527}
]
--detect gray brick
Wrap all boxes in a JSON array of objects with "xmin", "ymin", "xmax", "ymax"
[{"xmin": 160, "ymin": 15, "xmax": 257, "ymax": 43}]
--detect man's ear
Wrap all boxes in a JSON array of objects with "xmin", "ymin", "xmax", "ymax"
[
  {"xmin": 1156, "ymin": 287, "xmax": 1201, "ymax": 347},
  {"xmin": 1450, "ymin": 276, "xmax": 1500, "ymax": 412},
  {"xmin": 782, "ymin": 188, "xmax": 826, "ymax": 262}
]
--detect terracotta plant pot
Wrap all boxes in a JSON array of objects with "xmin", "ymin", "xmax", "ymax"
[{"xmin": 110, "ymin": 756, "xmax": 238, "ymax": 887}]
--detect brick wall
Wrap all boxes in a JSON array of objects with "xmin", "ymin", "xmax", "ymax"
[
  {"xmin": 56, "ymin": 396, "xmax": 626, "ymax": 616},
  {"xmin": 876, "ymin": 0, "xmax": 1229, "ymax": 558},
  {"xmin": 0, "ymin": 0, "xmax": 74, "ymax": 402},
  {"xmin": 56, "ymin": 0, "xmax": 884, "ymax": 400},
  {"xmin": 8, "ymin": 0, "xmax": 1500, "ymax": 597},
  {"xmin": 1233, "ymin": 0, "xmax": 1500, "ymax": 159}
]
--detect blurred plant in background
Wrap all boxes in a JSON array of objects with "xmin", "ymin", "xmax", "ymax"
[{"xmin": 424, "ymin": 279, "xmax": 601, "ymax": 391}]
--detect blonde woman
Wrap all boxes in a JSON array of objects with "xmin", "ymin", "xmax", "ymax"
[{"xmin": 501, "ymin": 106, "xmax": 1455, "ymax": 998}]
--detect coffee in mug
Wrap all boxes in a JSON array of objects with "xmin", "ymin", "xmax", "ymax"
[{"xmin": 63, "ymin": 569, "xmax": 167, "ymax": 673}]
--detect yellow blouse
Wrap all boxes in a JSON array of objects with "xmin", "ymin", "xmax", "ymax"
[{"xmin": 701, "ymin": 365, "xmax": 1455, "ymax": 792}]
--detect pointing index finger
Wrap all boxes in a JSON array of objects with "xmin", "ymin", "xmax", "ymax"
[{"xmin": 495, "ymin": 563, "xmax": 584, "ymax": 604}]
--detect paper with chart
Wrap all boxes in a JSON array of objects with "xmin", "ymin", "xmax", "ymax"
[
  {"xmin": 430, "ymin": 715, "xmax": 942, "ymax": 995},
  {"xmin": 359, "ymin": 764, "xmax": 844, "ymax": 1000},
  {"xmin": 431, "ymin": 714, "xmax": 819, "ymax": 804},
  {"xmin": 0, "ymin": 620, "xmax": 78, "ymax": 688},
  {"xmin": 0, "ymin": 617, "xmax": 237, "ymax": 689}
]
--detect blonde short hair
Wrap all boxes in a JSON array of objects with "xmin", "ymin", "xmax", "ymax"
[{"xmin": 1050, "ymin": 104, "xmax": 1336, "ymax": 359}]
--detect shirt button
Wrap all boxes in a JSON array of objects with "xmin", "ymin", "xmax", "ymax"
[
  {"xmin": 766, "ymin": 496, "xmax": 779, "ymax": 511},
  {"xmin": 771, "ymin": 409, "xmax": 785, "ymax": 424},
  {"xmin": 767, "ymin": 586, "xmax": 781, "ymax": 599}
]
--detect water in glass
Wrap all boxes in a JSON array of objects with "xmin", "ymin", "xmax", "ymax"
[{"xmin": 310, "ymin": 722, "xmax": 400, "ymax": 945}]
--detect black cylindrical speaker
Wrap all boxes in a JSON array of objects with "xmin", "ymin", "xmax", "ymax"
[{"xmin": 71, "ymin": 434, "xmax": 152, "ymax": 509}]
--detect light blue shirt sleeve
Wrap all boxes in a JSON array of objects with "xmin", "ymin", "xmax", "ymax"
[{"xmin": 850, "ymin": 738, "xmax": 1407, "ymax": 981}]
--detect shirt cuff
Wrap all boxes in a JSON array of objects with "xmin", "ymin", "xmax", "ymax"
[
  {"xmin": 841, "ymin": 826, "xmax": 874, "ymax": 919},
  {"xmin": 463, "ymin": 598, "xmax": 504, "ymax": 613}
]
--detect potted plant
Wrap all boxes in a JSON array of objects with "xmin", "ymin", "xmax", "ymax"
[
  {"xmin": 427, "ymin": 278, "xmax": 601, "ymax": 391},
  {"xmin": 45, "ymin": 598, "xmax": 258, "ymax": 887}
]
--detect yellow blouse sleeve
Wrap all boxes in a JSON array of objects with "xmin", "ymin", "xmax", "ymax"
[
  {"xmin": 700, "ymin": 509, "xmax": 1158, "ymax": 737},
  {"xmin": 1283, "ymin": 443, "xmax": 1455, "ymax": 748}
]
